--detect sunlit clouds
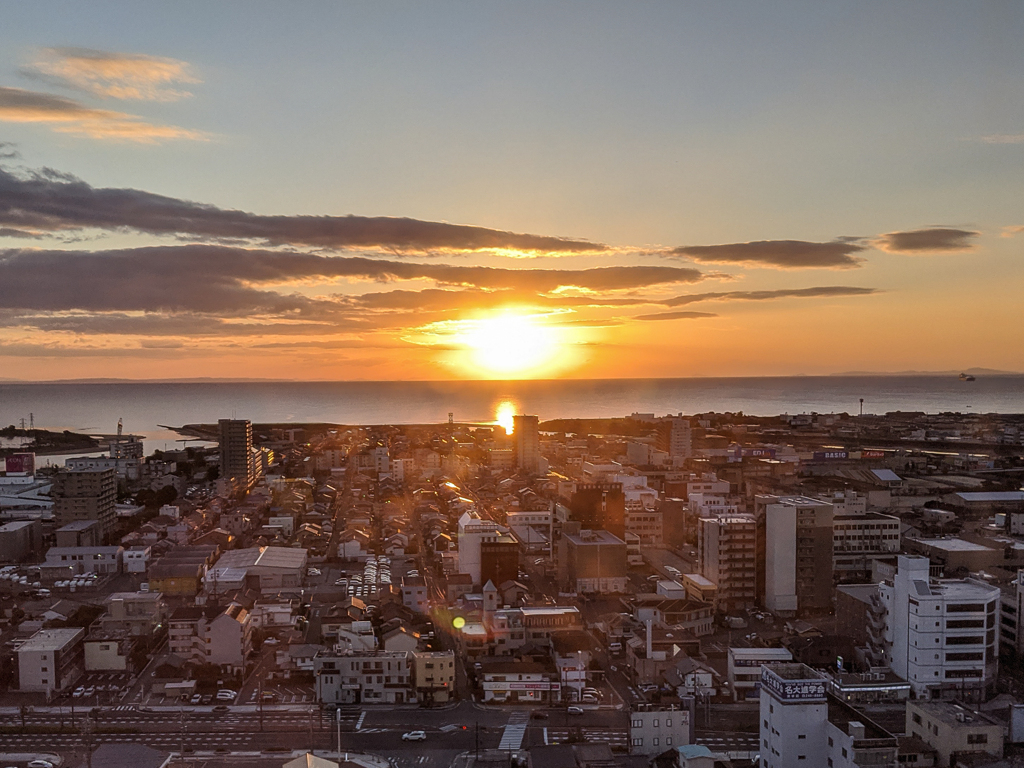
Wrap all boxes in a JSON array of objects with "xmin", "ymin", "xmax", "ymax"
[
  {"xmin": 23, "ymin": 47, "xmax": 200, "ymax": 102},
  {"xmin": 0, "ymin": 87, "xmax": 206, "ymax": 143}
]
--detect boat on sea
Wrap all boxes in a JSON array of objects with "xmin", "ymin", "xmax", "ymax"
[{"xmin": 959, "ymin": 372, "xmax": 976, "ymax": 381}]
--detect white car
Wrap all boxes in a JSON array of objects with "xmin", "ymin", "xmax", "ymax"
[
  {"xmin": 28, "ymin": 761, "xmax": 54, "ymax": 768},
  {"xmin": 216, "ymin": 689, "xmax": 237, "ymax": 701},
  {"xmin": 401, "ymin": 730, "xmax": 427, "ymax": 741},
  {"xmin": 307, "ymin": 568, "xmax": 321, "ymax": 577},
  {"xmin": 567, "ymin": 706, "xmax": 584, "ymax": 715}
]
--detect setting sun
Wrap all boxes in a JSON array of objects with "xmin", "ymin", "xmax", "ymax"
[{"xmin": 462, "ymin": 313, "xmax": 559, "ymax": 375}]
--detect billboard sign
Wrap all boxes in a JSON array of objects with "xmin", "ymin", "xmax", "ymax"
[
  {"xmin": 761, "ymin": 668, "xmax": 826, "ymax": 702},
  {"xmin": 2, "ymin": 453, "xmax": 35, "ymax": 475},
  {"xmin": 813, "ymin": 451, "xmax": 848, "ymax": 461}
]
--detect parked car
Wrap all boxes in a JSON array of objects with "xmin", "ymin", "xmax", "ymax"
[
  {"xmin": 216, "ymin": 689, "xmax": 237, "ymax": 701},
  {"xmin": 190, "ymin": 694, "xmax": 202, "ymax": 705},
  {"xmin": 401, "ymin": 730, "xmax": 427, "ymax": 741},
  {"xmin": 28, "ymin": 761, "xmax": 55, "ymax": 768}
]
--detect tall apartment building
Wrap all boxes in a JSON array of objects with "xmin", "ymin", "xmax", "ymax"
[
  {"xmin": 569, "ymin": 482, "xmax": 626, "ymax": 539},
  {"xmin": 876, "ymin": 555, "xmax": 1000, "ymax": 700},
  {"xmin": 218, "ymin": 418, "xmax": 254, "ymax": 489},
  {"xmin": 833, "ymin": 511, "xmax": 901, "ymax": 582},
  {"xmin": 625, "ymin": 507, "xmax": 663, "ymax": 547},
  {"xmin": 697, "ymin": 514, "xmax": 756, "ymax": 611},
  {"xmin": 755, "ymin": 495, "xmax": 834, "ymax": 615},
  {"xmin": 655, "ymin": 416, "xmax": 692, "ymax": 462},
  {"xmin": 759, "ymin": 663, "xmax": 898, "ymax": 768},
  {"xmin": 51, "ymin": 467, "xmax": 117, "ymax": 539},
  {"xmin": 513, "ymin": 414, "xmax": 541, "ymax": 475}
]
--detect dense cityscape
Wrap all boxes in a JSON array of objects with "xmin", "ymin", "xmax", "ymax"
[{"xmin": 0, "ymin": 406, "xmax": 1023, "ymax": 767}]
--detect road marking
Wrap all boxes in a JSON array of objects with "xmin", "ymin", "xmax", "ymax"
[
  {"xmin": 543, "ymin": 727, "xmax": 548, "ymax": 745},
  {"xmin": 498, "ymin": 710, "xmax": 530, "ymax": 751},
  {"xmin": 355, "ymin": 710, "xmax": 367, "ymax": 730}
]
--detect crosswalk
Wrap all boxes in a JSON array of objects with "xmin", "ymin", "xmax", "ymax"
[
  {"xmin": 497, "ymin": 711, "xmax": 530, "ymax": 750},
  {"xmin": 546, "ymin": 728, "xmax": 627, "ymax": 748}
]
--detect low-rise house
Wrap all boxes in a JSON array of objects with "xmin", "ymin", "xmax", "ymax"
[
  {"xmin": 314, "ymin": 650, "xmax": 414, "ymax": 705},
  {"xmin": 336, "ymin": 620, "xmax": 376, "ymax": 653},
  {"xmin": 99, "ymin": 591, "xmax": 166, "ymax": 636},
  {"xmin": 412, "ymin": 651, "xmax": 455, "ymax": 704},
  {"xmin": 168, "ymin": 603, "xmax": 252, "ymax": 673},
  {"xmin": 479, "ymin": 660, "xmax": 560, "ymax": 704},
  {"xmin": 382, "ymin": 625, "xmax": 421, "ymax": 653},
  {"xmin": 401, "ymin": 576, "xmax": 429, "ymax": 614},
  {"xmin": 123, "ymin": 545, "xmax": 151, "ymax": 574},
  {"xmin": 44, "ymin": 545, "xmax": 124, "ymax": 576},
  {"xmin": 629, "ymin": 703, "xmax": 692, "ymax": 756},
  {"xmin": 84, "ymin": 631, "xmax": 141, "ymax": 672},
  {"xmin": 276, "ymin": 643, "xmax": 320, "ymax": 678}
]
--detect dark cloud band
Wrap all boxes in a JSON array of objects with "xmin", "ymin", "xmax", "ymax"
[
  {"xmin": 875, "ymin": 228, "xmax": 978, "ymax": 253},
  {"xmin": 0, "ymin": 166, "xmax": 606, "ymax": 254},
  {"xmin": 670, "ymin": 239, "xmax": 865, "ymax": 269}
]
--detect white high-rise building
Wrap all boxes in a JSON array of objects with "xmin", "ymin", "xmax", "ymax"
[
  {"xmin": 656, "ymin": 416, "xmax": 692, "ymax": 462},
  {"xmin": 760, "ymin": 663, "xmax": 899, "ymax": 768},
  {"xmin": 457, "ymin": 510, "xmax": 507, "ymax": 587},
  {"xmin": 755, "ymin": 495, "xmax": 834, "ymax": 615},
  {"xmin": 878, "ymin": 555, "xmax": 1000, "ymax": 700}
]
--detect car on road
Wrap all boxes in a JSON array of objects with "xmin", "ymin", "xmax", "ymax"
[
  {"xmin": 401, "ymin": 730, "xmax": 427, "ymax": 741},
  {"xmin": 531, "ymin": 711, "xmax": 549, "ymax": 720},
  {"xmin": 566, "ymin": 706, "xmax": 584, "ymax": 715}
]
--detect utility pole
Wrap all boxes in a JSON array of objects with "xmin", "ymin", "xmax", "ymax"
[{"xmin": 336, "ymin": 707, "xmax": 341, "ymax": 757}]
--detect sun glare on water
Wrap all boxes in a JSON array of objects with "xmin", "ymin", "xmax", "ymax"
[{"xmin": 495, "ymin": 401, "xmax": 516, "ymax": 434}]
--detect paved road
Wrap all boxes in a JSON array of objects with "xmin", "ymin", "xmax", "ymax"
[{"xmin": 0, "ymin": 700, "xmax": 631, "ymax": 759}]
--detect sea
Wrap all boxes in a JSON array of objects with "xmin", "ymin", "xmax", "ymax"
[{"xmin": 1, "ymin": 376, "xmax": 1021, "ymax": 460}]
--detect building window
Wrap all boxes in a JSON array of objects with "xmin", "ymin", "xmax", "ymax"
[{"xmin": 967, "ymin": 733, "xmax": 988, "ymax": 745}]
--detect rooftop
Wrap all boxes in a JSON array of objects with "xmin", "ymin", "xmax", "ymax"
[
  {"xmin": 917, "ymin": 538, "xmax": 993, "ymax": 552},
  {"xmin": 18, "ymin": 627, "xmax": 84, "ymax": 652},
  {"xmin": 910, "ymin": 701, "xmax": 1002, "ymax": 728}
]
